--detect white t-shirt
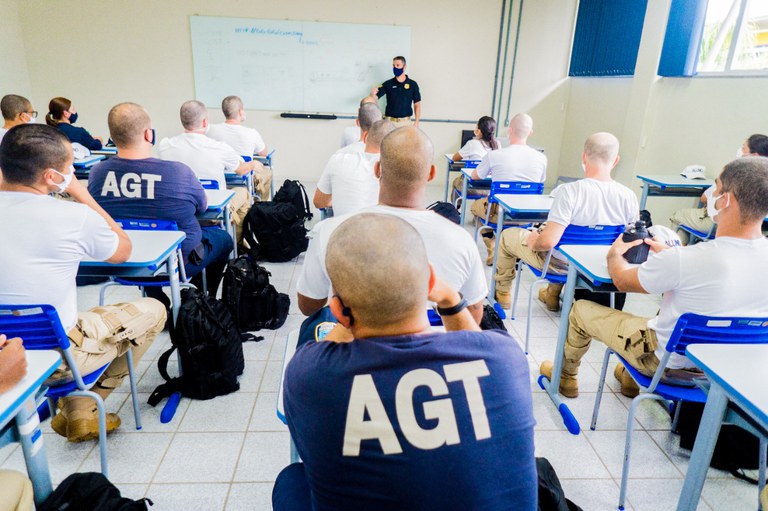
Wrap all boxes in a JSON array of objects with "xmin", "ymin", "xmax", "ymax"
[
  {"xmin": 206, "ymin": 122, "xmax": 266, "ymax": 157},
  {"xmin": 158, "ymin": 132, "xmax": 243, "ymax": 189},
  {"xmin": 548, "ymin": 178, "xmax": 639, "ymax": 227},
  {"xmin": 317, "ymin": 152, "xmax": 380, "ymax": 217},
  {"xmin": 297, "ymin": 204, "xmax": 488, "ymax": 305},
  {"xmin": 340, "ymin": 126, "xmax": 360, "ymax": 148},
  {"xmin": 638, "ymin": 237, "xmax": 768, "ymax": 369},
  {"xmin": 0, "ymin": 192, "xmax": 119, "ymax": 331},
  {"xmin": 336, "ymin": 140, "xmax": 365, "ymax": 155},
  {"xmin": 475, "ymin": 144, "xmax": 547, "ymax": 182},
  {"xmin": 458, "ymin": 138, "xmax": 493, "ymax": 161}
]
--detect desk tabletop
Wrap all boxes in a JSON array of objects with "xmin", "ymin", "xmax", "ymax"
[
  {"xmin": 558, "ymin": 245, "xmax": 613, "ymax": 284},
  {"xmin": 91, "ymin": 147, "xmax": 118, "ymax": 156},
  {"xmin": 73, "ymin": 155, "xmax": 106, "ymax": 169},
  {"xmin": 204, "ymin": 189, "xmax": 235, "ymax": 211},
  {"xmin": 460, "ymin": 167, "xmax": 489, "ymax": 181},
  {"xmin": 80, "ymin": 230, "xmax": 185, "ymax": 268},
  {"xmin": 686, "ymin": 343, "xmax": 768, "ymax": 426},
  {"xmin": 495, "ymin": 194, "xmax": 553, "ymax": 213},
  {"xmin": 0, "ymin": 351, "xmax": 61, "ymax": 430},
  {"xmin": 636, "ymin": 174, "xmax": 714, "ymax": 188}
]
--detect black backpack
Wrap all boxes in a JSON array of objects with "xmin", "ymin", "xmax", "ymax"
[
  {"xmin": 243, "ymin": 180, "xmax": 313, "ymax": 262},
  {"xmin": 537, "ymin": 458, "xmax": 583, "ymax": 511},
  {"xmin": 480, "ymin": 303, "xmax": 508, "ymax": 331},
  {"xmin": 427, "ymin": 201, "xmax": 461, "ymax": 224},
  {"xmin": 40, "ymin": 472, "xmax": 152, "ymax": 511},
  {"xmin": 148, "ymin": 288, "xmax": 259, "ymax": 405},
  {"xmin": 223, "ymin": 255, "xmax": 290, "ymax": 331}
]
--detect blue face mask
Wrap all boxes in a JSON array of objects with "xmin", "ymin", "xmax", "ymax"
[
  {"xmin": 393, "ymin": 67, "xmax": 404, "ymax": 77},
  {"xmin": 68, "ymin": 111, "xmax": 78, "ymax": 124},
  {"xmin": 150, "ymin": 128, "xmax": 156, "ymax": 146}
]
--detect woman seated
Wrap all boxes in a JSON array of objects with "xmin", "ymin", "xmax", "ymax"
[{"xmin": 46, "ymin": 96, "xmax": 103, "ymax": 151}]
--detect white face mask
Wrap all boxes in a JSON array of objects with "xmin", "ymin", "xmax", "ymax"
[
  {"xmin": 51, "ymin": 166, "xmax": 74, "ymax": 193},
  {"xmin": 241, "ymin": 113, "xmax": 247, "ymax": 122},
  {"xmin": 707, "ymin": 192, "xmax": 729, "ymax": 222},
  {"xmin": 25, "ymin": 115, "xmax": 37, "ymax": 124},
  {"xmin": 736, "ymin": 147, "xmax": 745, "ymax": 158}
]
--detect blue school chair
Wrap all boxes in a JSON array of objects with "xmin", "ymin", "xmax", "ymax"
[
  {"xmin": 511, "ymin": 224, "xmax": 624, "ymax": 353},
  {"xmin": 591, "ymin": 313, "xmax": 768, "ymax": 510},
  {"xmin": 676, "ymin": 223, "xmax": 716, "ymax": 244},
  {"xmin": 0, "ymin": 304, "xmax": 144, "ymax": 477},
  {"xmin": 450, "ymin": 160, "xmax": 488, "ymax": 206},
  {"xmin": 199, "ymin": 178, "xmax": 219, "ymax": 190},
  {"xmin": 473, "ymin": 181, "xmax": 544, "ymax": 241}
]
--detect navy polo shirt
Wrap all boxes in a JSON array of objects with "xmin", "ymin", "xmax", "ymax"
[{"xmin": 376, "ymin": 76, "xmax": 421, "ymax": 118}]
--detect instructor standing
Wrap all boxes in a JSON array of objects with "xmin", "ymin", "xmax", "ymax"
[{"xmin": 370, "ymin": 56, "xmax": 421, "ymax": 128}]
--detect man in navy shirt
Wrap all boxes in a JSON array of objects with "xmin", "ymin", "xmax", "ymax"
[
  {"xmin": 274, "ymin": 213, "xmax": 537, "ymax": 511},
  {"xmin": 370, "ymin": 55, "xmax": 421, "ymax": 128},
  {"xmin": 88, "ymin": 102, "xmax": 233, "ymax": 302}
]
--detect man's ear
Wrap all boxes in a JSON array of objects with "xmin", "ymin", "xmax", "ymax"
[
  {"xmin": 361, "ymin": 130, "xmax": 369, "ymax": 144},
  {"xmin": 329, "ymin": 296, "xmax": 352, "ymax": 329},
  {"xmin": 374, "ymin": 160, "xmax": 382, "ymax": 179},
  {"xmin": 427, "ymin": 263, "xmax": 436, "ymax": 295},
  {"xmin": 427, "ymin": 164, "xmax": 436, "ymax": 182},
  {"xmin": 355, "ymin": 119, "xmax": 360, "ymax": 127},
  {"xmin": 202, "ymin": 118, "xmax": 208, "ymax": 129},
  {"xmin": 611, "ymin": 154, "xmax": 621, "ymax": 170}
]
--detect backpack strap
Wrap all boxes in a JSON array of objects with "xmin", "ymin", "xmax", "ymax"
[
  {"xmin": 241, "ymin": 332, "xmax": 264, "ymax": 343},
  {"xmin": 147, "ymin": 346, "xmax": 182, "ymax": 407},
  {"xmin": 295, "ymin": 181, "xmax": 313, "ymax": 220},
  {"xmin": 241, "ymin": 209, "xmax": 261, "ymax": 258}
]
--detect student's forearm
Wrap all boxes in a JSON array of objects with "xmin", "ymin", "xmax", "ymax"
[
  {"xmin": 437, "ymin": 292, "xmax": 481, "ymax": 332},
  {"xmin": 414, "ymin": 103, "xmax": 421, "ymax": 123}
]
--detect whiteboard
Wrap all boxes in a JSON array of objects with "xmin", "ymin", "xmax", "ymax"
[{"xmin": 190, "ymin": 16, "xmax": 411, "ymax": 114}]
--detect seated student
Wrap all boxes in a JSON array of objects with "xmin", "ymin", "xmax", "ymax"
[
  {"xmin": 337, "ymin": 102, "xmax": 382, "ymax": 155},
  {"xmin": 466, "ymin": 113, "xmax": 547, "ymax": 265},
  {"xmin": 274, "ymin": 213, "xmax": 536, "ymax": 511},
  {"xmin": 494, "ymin": 132, "xmax": 638, "ymax": 312},
  {"xmin": 542, "ymin": 157, "xmax": 768, "ymax": 398},
  {"xmin": 89, "ymin": 102, "xmax": 233, "ymax": 303},
  {"xmin": 158, "ymin": 100, "xmax": 253, "ymax": 241},
  {"xmin": 452, "ymin": 115, "xmax": 499, "ymax": 162},
  {"xmin": 670, "ymin": 133, "xmax": 768, "ymax": 244},
  {"xmin": 340, "ymin": 96, "xmax": 379, "ymax": 148},
  {"xmin": 297, "ymin": 127, "xmax": 487, "ymax": 324},
  {"xmin": 0, "ymin": 94, "xmax": 37, "ymax": 144},
  {"xmin": 206, "ymin": 95, "xmax": 272, "ymax": 201},
  {"xmin": 0, "ymin": 124, "xmax": 165, "ymax": 442},
  {"xmin": 46, "ymin": 97, "xmax": 103, "ymax": 151},
  {"xmin": 313, "ymin": 119, "xmax": 395, "ymax": 217}
]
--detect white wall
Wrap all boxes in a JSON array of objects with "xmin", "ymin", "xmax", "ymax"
[{"xmin": 0, "ymin": 0, "xmax": 30, "ymax": 98}]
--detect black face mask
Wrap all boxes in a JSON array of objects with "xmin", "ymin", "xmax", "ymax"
[
  {"xmin": 150, "ymin": 128, "xmax": 156, "ymax": 146},
  {"xmin": 68, "ymin": 112, "xmax": 79, "ymax": 124}
]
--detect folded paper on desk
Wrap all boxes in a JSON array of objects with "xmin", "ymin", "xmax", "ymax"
[{"xmin": 680, "ymin": 165, "xmax": 706, "ymax": 179}]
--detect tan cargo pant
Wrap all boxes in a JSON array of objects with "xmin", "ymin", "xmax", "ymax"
[
  {"xmin": 228, "ymin": 187, "xmax": 251, "ymax": 243},
  {"xmin": 564, "ymin": 300, "xmax": 660, "ymax": 378},
  {"xmin": 46, "ymin": 298, "xmax": 166, "ymax": 398},
  {"xmin": 452, "ymin": 176, "xmax": 490, "ymax": 202},
  {"xmin": 669, "ymin": 207, "xmax": 713, "ymax": 244},
  {"xmin": 253, "ymin": 161, "xmax": 273, "ymax": 202},
  {"xmin": 386, "ymin": 116, "xmax": 412, "ymax": 128},
  {"xmin": 0, "ymin": 470, "xmax": 33, "ymax": 511},
  {"xmin": 495, "ymin": 227, "xmax": 568, "ymax": 293}
]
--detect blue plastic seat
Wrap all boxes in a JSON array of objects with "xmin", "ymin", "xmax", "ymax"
[
  {"xmin": 0, "ymin": 304, "xmax": 144, "ymax": 477},
  {"xmin": 450, "ymin": 159, "xmax": 490, "ymax": 204},
  {"xmin": 591, "ymin": 313, "xmax": 768, "ymax": 510},
  {"xmin": 474, "ymin": 180, "xmax": 544, "ymax": 241},
  {"xmin": 511, "ymin": 224, "xmax": 625, "ymax": 353},
  {"xmin": 676, "ymin": 223, "xmax": 715, "ymax": 244},
  {"xmin": 199, "ymin": 178, "xmax": 219, "ymax": 190}
]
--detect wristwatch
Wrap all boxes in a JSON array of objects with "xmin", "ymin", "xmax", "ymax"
[{"xmin": 436, "ymin": 293, "xmax": 468, "ymax": 316}]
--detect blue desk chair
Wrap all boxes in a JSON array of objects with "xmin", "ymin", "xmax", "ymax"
[
  {"xmin": 199, "ymin": 179, "xmax": 219, "ymax": 190},
  {"xmin": 676, "ymin": 223, "xmax": 716, "ymax": 244},
  {"xmin": 591, "ymin": 313, "xmax": 768, "ymax": 510},
  {"xmin": 511, "ymin": 224, "xmax": 624, "ymax": 353},
  {"xmin": 0, "ymin": 304, "xmax": 144, "ymax": 477},
  {"xmin": 450, "ymin": 160, "xmax": 488, "ymax": 206},
  {"xmin": 98, "ymin": 219, "xmax": 198, "ymax": 304},
  {"xmin": 319, "ymin": 207, "xmax": 334, "ymax": 221},
  {"xmin": 474, "ymin": 181, "xmax": 544, "ymax": 241}
]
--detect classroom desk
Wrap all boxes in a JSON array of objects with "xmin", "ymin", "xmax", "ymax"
[
  {"xmin": 73, "ymin": 155, "xmax": 106, "ymax": 179},
  {"xmin": 0, "ymin": 351, "xmax": 62, "ymax": 505},
  {"xmin": 455, "ymin": 168, "xmax": 492, "ymax": 225},
  {"xmin": 256, "ymin": 149, "xmax": 276, "ymax": 199},
  {"xmin": 91, "ymin": 147, "xmax": 118, "ymax": 157},
  {"xmin": 443, "ymin": 153, "xmax": 467, "ymax": 202},
  {"xmin": 487, "ymin": 195, "xmax": 553, "ymax": 312},
  {"xmin": 199, "ymin": 189, "xmax": 236, "ymax": 257},
  {"xmin": 677, "ymin": 344, "xmax": 768, "ymax": 511},
  {"xmin": 636, "ymin": 174, "xmax": 713, "ymax": 210},
  {"xmin": 277, "ymin": 329, "xmax": 301, "ymax": 465},
  {"xmin": 539, "ymin": 245, "xmax": 620, "ymax": 435}
]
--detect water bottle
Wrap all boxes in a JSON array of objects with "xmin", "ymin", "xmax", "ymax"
[{"xmin": 622, "ymin": 221, "xmax": 651, "ymax": 263}]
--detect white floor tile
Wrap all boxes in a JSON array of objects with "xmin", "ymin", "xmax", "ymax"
[
  {"xmin": 80, "ymin": 432, "xmax": 172, "ymax": 483},
  {"xmin": 625, "ymin": 478, "xmax": 712, "ymax": 511},
  {"xmin": 248, "ymin": 393, "xmax": 289, "ymax": 432},
  {"xmin": 584, "ymin": 429, "xmax": 683, "ymax": 480},
  {"xmin": 258, "ymin": 361, "xmax": 284, "ymax": 393},
  {"xmin": 117, "ymin": 392, "xmax": 191, "ymax": 433},
  {"xmin": 242, "ymin": 336, "xmax": 274, "ymax": 361},
  {"xmin": 534, "ymin": 430, "xmax": 610, "ymax": 479},
  {"xmin": 154, "ymin": 432, "xmax": 245, "ymax": 483},
  {"xmin": 234, "ymin": 432, "xmax": 291, "ymax": 482},
  {"xmin": 180, "ymin": 392, "xmax": 257, "ymax": 432},
  {"xmin": 237, "ymin": 361, "xmax": 267, "ymax": 392},
  {"xmin": 559, "ymin": 478, "xmax": 625, "ymax": 510},
  {"xmin": 225, "ymin": 482, "xmax": 273, "ymax": 510},
  {"xmin": 1, "ymin": 432, "xmax": 97, "ymax": 485},
  {"xmin": 146, "ymin": 483, "xmax": 229, "ymax": 511},
  {"xmin": 700, "ymin": 477, "xmax": 761, "ymax": 511}
]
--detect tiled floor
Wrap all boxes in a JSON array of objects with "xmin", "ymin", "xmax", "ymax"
[{"xmin": 0, "ymin": 184, "xmax": 759, "ymax": 510}]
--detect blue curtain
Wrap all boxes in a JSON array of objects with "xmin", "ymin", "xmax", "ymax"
[
  {"xmin": 658, "ymin": 0, "xmax": 708, "ymax": 76},
  {"xmin": 569, "ymin": 0, "xmax": 649, "ymax": 77}
]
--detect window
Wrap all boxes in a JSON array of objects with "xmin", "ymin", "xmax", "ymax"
[{"xmin": 696, "ymin": 0, "xmax": 768, "ymax": 73}]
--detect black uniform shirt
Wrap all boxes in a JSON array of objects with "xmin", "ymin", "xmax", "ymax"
[{"xmin": 376, "ymin": 76, "xmax": 421, "ymax": 118}]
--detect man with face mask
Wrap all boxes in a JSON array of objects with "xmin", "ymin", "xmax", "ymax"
[
  {"xmin": 0, "ymin": 94, "xmax": 37, "ymax": 144},
  {"xmin": 369, "ymin": 56, "xmax": 421, "ymax": 128},
  {"xmin": 670, "ymin": 133, "xmax": 768, "ymax": 244},
  {"xmin": 88, "ymin": 102, "xmax": 233, "ymax": 305},
  {"xmin": 540, "ymin": 157, "xmax": 768, "ymax": 399},
  {"xmin": 0, "ymin": 124, "xmax": 166, "ymax": 442},
  {"xmin": 206, "ymin": 95, "xmax": 272, "ymax": 201}
]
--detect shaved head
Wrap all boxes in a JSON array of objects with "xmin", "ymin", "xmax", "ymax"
[
  {"xmin": 326, "ymin": 214, "xmax": 429, "ymax": 328},
  {"xmin": 108, "ymin": 102, "xmax": 151, "ymax": 148},
  {"xmin": 378, "ymin": 127, "xmax": 434, "ymax": 195},
  {"xmin": 358, "ymin": 103, "xmax": 382, "ymax": 132},
  {"xmin": 584, "ymin": 132, "xmax": 620, "ymax": 165},
  {"xmin": 180, "ymin": 100, "xmax": 207, "ymax": 130},
  {"xmin": 508, "ymin": 113, "xmax": 533, "ymax": 139},
  {"xmin": 360, "ymin": 96, "xmax": 378, "ymax": 107},
  {"xmin": 222, "ymin": 95, "xmax": 243, "ymax": 120},
  {"xmin": 366, "ymin": 119, "xmax": 395, "ymax": 148}
]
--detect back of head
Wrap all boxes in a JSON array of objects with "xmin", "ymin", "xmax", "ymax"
[
  {"xmin": 108, "ymin": 102, "xmax": 151, "ymax": 148},
  {"xmin": 358, "ymin": 103, "xmax": 382, "ymax": 132},
  {"xmin": 746, "ymin": 134, "xmax": 768, "ymax": 157},
  {"xmin": 46, "ymin": 97, "xmax": 71, "ymax": 126},
  {"xmin": 360, "ymin": 96, "xmax": 378, "ymax": 107},
  {"xmin": 326, "ymin": 213, "xmax": 428, "ymax": 328},
  {"xmin": 583, "ymin": 132, "xmax": 620, "ymax": 167},
  {"xmin": 508, "ymin": 113, "xmax": 533, "ymax": 140},
  {"xmin": 221, "ymin": 95, "xmax": 243, "ymax": 120},
  {"xmin": 180, "ymin": 100, "xmax": 207, "ymax": 130},
  {"xmin": 719, "ymin": 157, "xmax": 768, "ymax": 224},
  {"xmin": 366, "ymin": 119, "xmax": 396, "ymax": 148},
  {"xmin": 477, "ymin": 115, "xmax": 499, "ymax": 150},
  {"xmin": 1, "ymin": 95, "xmax": 32, "ymax": 121},
  {"xmin": 0, "ymin": 124, "xmax": 70, "ymax": 186},
  {"xmin": 379, "ymin": 127, "xmax": 434, "ymax": 194}
]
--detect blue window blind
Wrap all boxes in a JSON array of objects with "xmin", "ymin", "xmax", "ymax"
[
  {"xmin": 658, "ymin": 0, "xmax": 708, "ymax": 77},
  {"xmin": 569, "ymin": 0, "xmax": 649, "ymax": 77}
]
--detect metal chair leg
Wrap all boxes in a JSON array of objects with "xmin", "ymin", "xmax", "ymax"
[
  {"xmin": 126, "ymin": 349, "xmax": 142, "ymax": 431},
  {"xmin": 671, "ymin": 400, "xmax": 683, "ymax": 433},
  {"xmin": 759, "ymin": 438, "xmax": 767, "ymax": 511},
  {"xmin": 619, "ymin": 393, "xmax": 664, "ymax": 510},
  {"xmin": 591, "ymin": 349, "xmax": 613, "ymax": 430},
  {"xmin": 98, "ymin": 281, "xmax": 120, "ymax": 306},
  {"xmin": 510, "ymin": 261, "xmax": 524, "ymax": 320},
  {"xmin": 525, "ymin": 278, "xmax": 547, "ymax": 354},
  {"xmin": 70, "ymin": 390, "xmax": 108, "ymax": 477}
]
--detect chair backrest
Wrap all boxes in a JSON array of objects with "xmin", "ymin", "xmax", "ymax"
[
  {"xmin": 556, "ymin": 224, "xmax": 625, "ymax": 247},
  {"xmin": 489, "ymin": 181, "xmax": 544, "ymax": 201},
  {"xmin": 667, "ymin": 313, "xmax": 768, "ymax": 356},
  {"xmin": 199, "ymin": 179, "xmax": 220, "ymax": 190},
  {"xmin": 463, "ymin": 159, "xmax": 482, "ymax": 169},
  {"xmin": 241, "ymin": 155, "xmax": 253, "ymax": 162},
  {"xmin": 0, "ymin": 304, "xmax": 70, "ymax": 351},
  {"xmin": 115, "ymin": 218, "xmax": 179, "ymax": 231}
]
